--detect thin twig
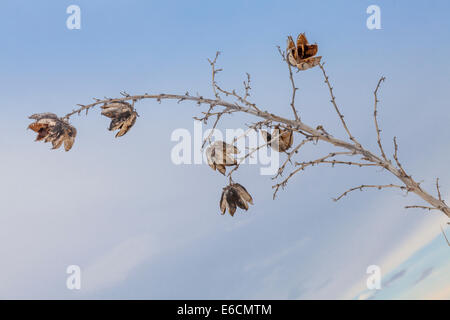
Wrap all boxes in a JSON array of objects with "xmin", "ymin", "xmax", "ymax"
[
  {"xmin": 441, "ymin": 225, "xmax": 450, "ymax": 246},
  {"xmin": 393, "ymin": 136, "xmax": 408, "ymax": 177},
  {"xmin": 404, "ymin": 205, "xmax": 437, "ymax": 211},
  {"xmin": 208, "ymin": 51, "xmax": 222, "ymax": 99},
  {"xmin": 274, "ymin": 137, "xmax": 313, "ymax": 179},
  {"xmin": 319, "ymin": 63, "xmax": 361, "ymax": 148},
  {"xmin": 228, "ymin": 128, "xmax": 286, "ymax": 178},
  {"xmin": 287, "ymin": 60, "xmax": 300, "ymax": 121},
  {"xmin": 373, "ymin": 76, "xmax": 388, "ymax": 161},
  {"xmin": 277, "ymin": 46, "xmax": 300, "ymax": 121},
  {"xmin": 436, "ymin": 178, "xmax": 442, "ymax": 202},
  {"xmin": 294, "ymin": 151, "xmax": 355, "ymax": 167},
  {"xmin": 209, "ymin": 54, "xmax": 261, "ymax": 114},
  {"xmin": 273, "ymin": 151, "xmax": 355, "ymax": 199},
  {"xmin": 318, "ymin": 160, "xmax": 378, "ymax": 167},
  {"xmin": 334, "ymin": 184, "xmax": 406, "ymax": 202}
]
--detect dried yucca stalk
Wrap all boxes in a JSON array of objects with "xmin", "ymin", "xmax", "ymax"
[{"xmin": 26, "ymin": 33, "xmax": 450, "ymax": 241}]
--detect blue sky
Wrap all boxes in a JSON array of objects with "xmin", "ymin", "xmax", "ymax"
[{"xmin": 0, "ymin": 0, "xmax": 449, "ymax": 299}]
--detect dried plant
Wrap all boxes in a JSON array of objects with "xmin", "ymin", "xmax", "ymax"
[
  {"xmin": 101, "ymin": 101, "xmax": 138, "ymax": 137},
  {"xmin": 287, "ymin": 33, "xmax": 321, "ymax": 71},
  {"xmin": 28, "ymin": 113, "xmax": 77, "ymax": 151},
  {"xmin": 261, "ymin": 125, "xmax": 294, "ymax": 152},
  {"xmin": 27, "ymin": 33, "xmax": 449, "ymax": 242},
  {"xmin": 206, "ymin": 141, "xmax": 239, "ymax": 175},
  {"xmin": 220, "ymin": 183, "xmax": 254, "ymax": 216}
]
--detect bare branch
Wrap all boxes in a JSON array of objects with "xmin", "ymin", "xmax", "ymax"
[
  {"xmin": 273, "ymin": 151, "xmax": 355, "ymax": 199},
  {"xmin": 287, "ymin": 60, "xmax": 300, "ymax": 121},
  {"xmin": 207, "ymin": 51, "xmax": 222, "ymax": 99},
  {"xmin": 334, "ymin": 184, "xmax": 406, "ymax": 202},
  {"xmin": 228, "ymin": 127, "xmax": 286, "ymax": 179},
  {"xmin": 209, "ymin": 54, "xmax": 261, "ymax": 114},
  {"xmin": 277, "ymin": 47, "xmax": 301, "ymax": 121},
  {"xmin": 441, "ymin": 225, "xmax": 450, "ymax": 247},
  {"xmin": 393, "ymin": 136, "xmax": 408, "ymax": 177},
  {"xmin": 32, "ymin": 47, "xmax": 450, "ymax": 220},
  {"xmin": 404, "ymin": 205, "xmax": 438, "ymax": 211},
  {"xmin": 294, "ymin": 151, "xmax": 355, "ymax": 167},
  {"xmin": 319, "ymin": 63, "xmax": 361, "ymax": 148},
  {"xmin": 243, "ymin": 72, "xmax": 251, "ymax": 101},
  {"xmin": 318, "ymin": 160, "xmax": 378, "ymax": 167},
  {"xmin": 373, "ymin": 76, "xmax": 388, "ymax": 161},
  {"xmin": 200, "ymin": 108, "xmax": 226, "ymax": 148},
  {"xmin": 436, "ymin": 178, "xmax": 443, "ymax": 202},
  {"xmin": 274, "ymin": 137, "xmax": 314, "ymax": 179}
]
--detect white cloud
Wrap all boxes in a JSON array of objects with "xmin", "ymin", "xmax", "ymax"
[
  {"xmin": 342, "ymin": 205, "xmax": 448, "ymax": 299},
  {"xmin": 243, "ymin": 237, "xmax": 310, "ymax": 272},
  {"xmin": 82, "ymin": 234, "xmax": 159, "ymax": 292}
]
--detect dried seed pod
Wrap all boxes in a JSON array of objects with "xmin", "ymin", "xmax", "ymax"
[
  {"xmin": 28, "ymin": 113, "xmax": 77, "ymax": 151},
  {"xmin": 261, "ymin": 126, "xmax": 293, "ymax": 152},
  {"xmin": 101, "ymin": 102, "xmax": 138, "ymax": 138},
  {"xmin": 287, "ymin": 33, "xmax": 321, "ymax": 71},
  {"xmin": 220, "ymin": 183, "xmax": 254, "ymax": 216},
  {"xmin": 206, "ymin": 141, "xmax": 239, "ymax": 175}
]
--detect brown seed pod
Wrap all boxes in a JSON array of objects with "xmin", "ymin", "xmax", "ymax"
[
  {"xmin": 261, "ymin": 126, "xmax": 293, "ymax": 152},
  {"xmin": 206, "ymin": 141, "xmax": 239, "ymax": 175},
  {"xmin": 101, "ymin": 102, "xmax": 138, "ymax": 138},
  {"xmin": 28, "ymin": 113, "xmax": 77, "ymax": 151},
  {"xmin": 287, "ymin": 33, "xmax": 321, "ymax": 71},
  {"xmin": 220, "ymin": 183, "xmax": 254, "ymax": 216}
]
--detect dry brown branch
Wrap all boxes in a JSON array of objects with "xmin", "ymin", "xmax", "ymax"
[
  {"xmin": 334, "ymin": 184, "xmax": 407, "ymax": 202},
  {"xmin": 274, "ymin": 137, "xmax": 314, "ymax": 179},
  {"xmin": 319, "ymin": 63, "xmax": 361, "ymax": 148},
  {"xmin": 243, "ymin": 73, "xmax": 251, "ymax": 101},
  {"xmin": 294, "ymin": 151, "xmax": 355, "ymax": 167},
  {"xmin": 287, "ymin": 58, "xmax": 300, "ymax": 121},
  {"xmin": 209, "ymin": 54, "xmax": 261, "ymax": 114},
  {"xmin": 277, "ymin": 46, "xmax": 300, "ymax": 121},
  {"xmin": 54, "ymin": 87, "xmax": 450, "ymax": 218},
  {"xmin": 29, "ymin": 38, "xmax": 450, "ymax": 223},
  {"xmin": 436, "ymin": 178, "xmax": 443, "ymax": 202},
  {"xmin": 393, "ymin": 136, "xmax": 407, "ymax": 177},
  {"xmin": 195, "ymin": 105, "xmax": 237, "ymax": 149},
  {"xmin": 404, "ymin": 205, "xmax": 438, "ymax": 211},
  {"xmin": 317, "ymin": 160, "xmax": 378, "ymax": 167},
  {"xmin": 207, "ymin": 51, "xmax": 222, "ymax": 99},
  {"xmin": 373, "ymin": 76, "xmax": 388, "ymax": 162},
  {"xmin": 273, "ymin": 151, "xmax": 355, "ymax": 199},
  {"xmin": 441, "ymin": 225, "xmax": 450, "ymax": 247},
  {"xmin": 227, "ymin": 127, "xmax": 286, "ymax": 180}
]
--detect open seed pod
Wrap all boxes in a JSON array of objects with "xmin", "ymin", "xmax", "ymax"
[
  {"xmin": 206, "ymin": 141, "xmax": 239, "ymax": 175},
  {"xmin": 220, "ymin": 183, "xmax": 253, "ymax": 216},
  {"xmin": 287, "ymin": 33, "xmax": 321, "ymax": 71},
  {"xmin": 261, "ymin": 125, "xmax": 293, "ymax": 152},
  {"xmin": 101, "ymin": 102, "xmax": 138, "ymax": 138},
  {"xmin": 28, "ymin": 113, "xmax": 77, "ymax": 151}
]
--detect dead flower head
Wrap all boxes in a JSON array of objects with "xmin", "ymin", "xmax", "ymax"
[
  {"xmin": 101, "ymin": 102, "xmax": 138, "ymax": 138},
  {"xmin": 220, "ymin": 183, "xmax": 253, "ymax": 216},
  {"xmin": 261, "ymin": 126, "xmax": 293, "ymax": 152},
  {"xmin": 28, "ymin": 113, "xmax": 77, "ymax": 151},
  {"xmin": 206, "ymin": 141, "xmax": 239, "ymax": 175},
  {"xmin": 287, "ymin": 33, "xmax": 322, "ymax": 71}
]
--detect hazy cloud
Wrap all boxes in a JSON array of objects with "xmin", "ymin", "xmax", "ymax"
[
  {"xmin": 82, "ymin": 234, "xmax": 159, "ymax": 292},
  {"xmin": 413, "ymin": 267, "xmax": 434, "ymax": 286},
  {"xmin": 383, "ymin": 269, "xmax": 407, "ymax": 288}
]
